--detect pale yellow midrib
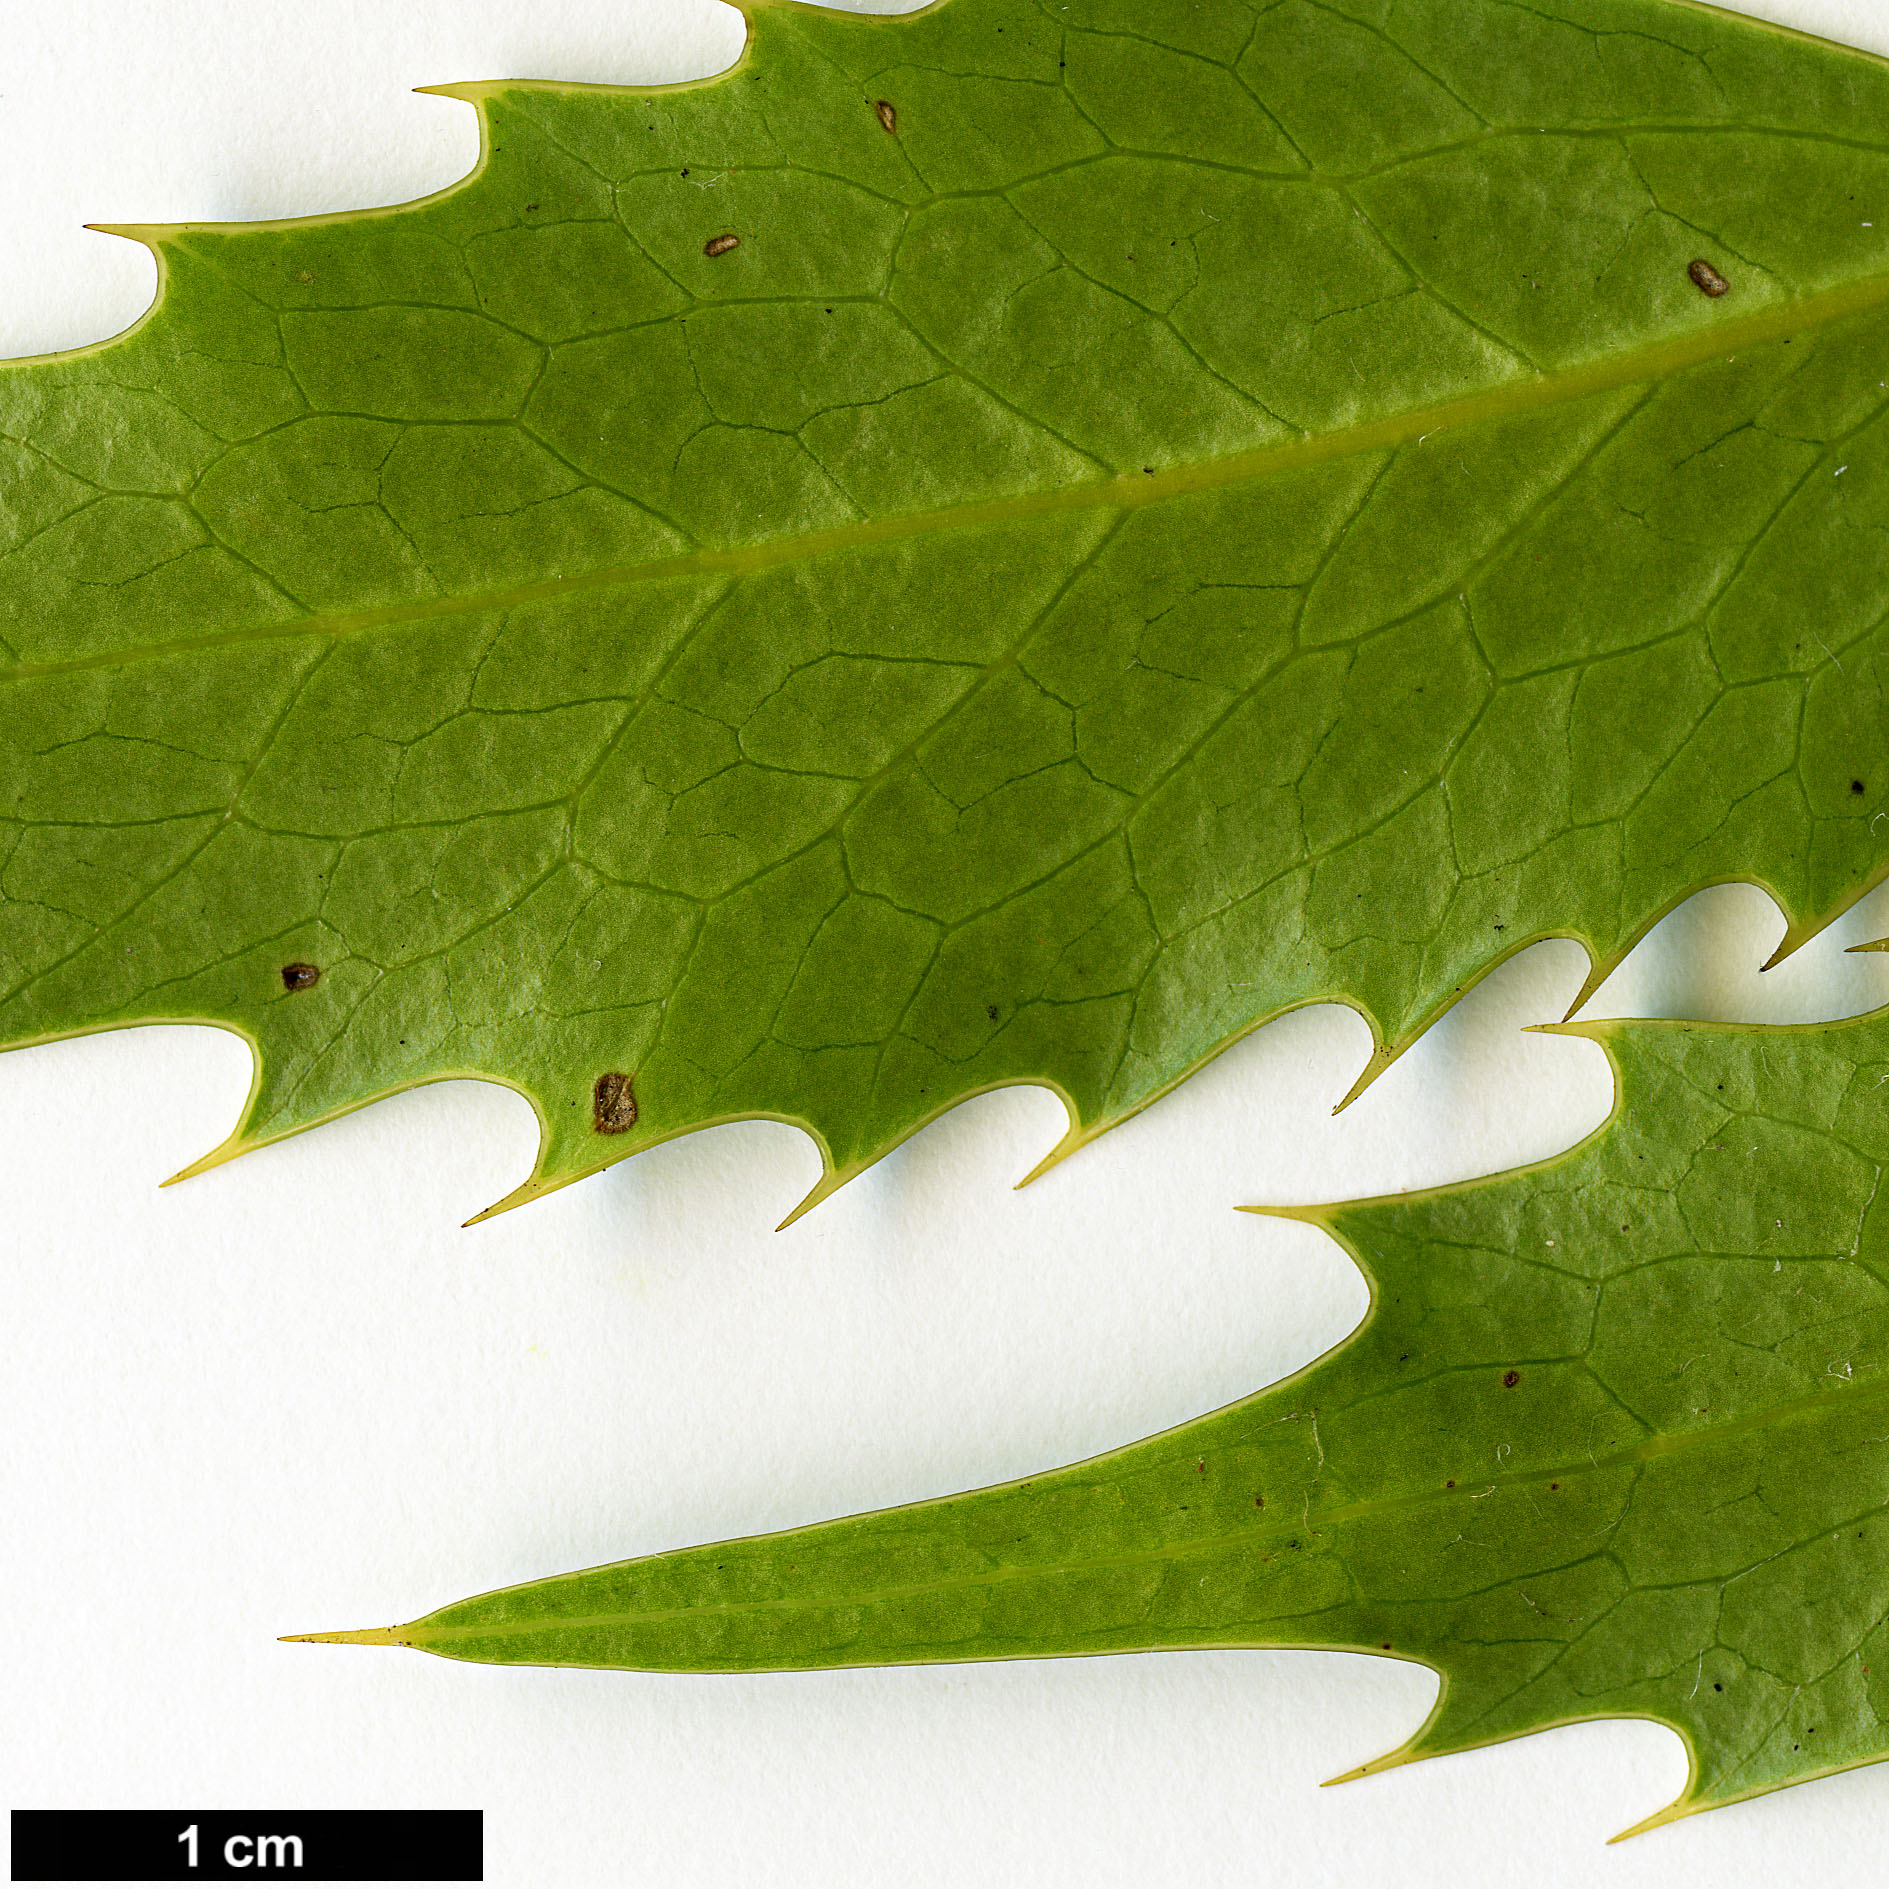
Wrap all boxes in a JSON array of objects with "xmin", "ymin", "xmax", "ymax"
[{"xmin": 9, "ymin": 270, "xmax": 1889, "ymax": 690}]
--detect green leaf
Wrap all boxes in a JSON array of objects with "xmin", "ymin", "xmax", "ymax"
[
  {"xmin": 7, "ymin": 0, "xmax": 1889, "ymax": 1215},
  {"xmin": 295, "ymin": 1007, "xmax": 1889, "ymax": 1831}
]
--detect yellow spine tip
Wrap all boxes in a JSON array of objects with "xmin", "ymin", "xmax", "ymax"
[
  {"xmin": 1333, "ymin": 1044, "xmax": 1399, "ymax": 1114},
  {"xmin": 1013, "ymin": 1137, "xmax": 1076, "ymax": 1189},
  {"xmin": 465, "ymin": 1174, "xmax": 548, "ymax": 1226},
  {"xmin": 775, "ymin": 1172, "xmax": 838, "ymax": 1231},
  {"xmin": 1238, "ymin": 1201, "xmax": 1335, "ymax": 1226},
  {"xmin": 1322, "ymin": 1741, "xmax": 1424, "ymax": 1787},
  {"xmin": 1760, "ymin": 923, "xmax": 1813, "ymax": 972},
  {"xmin": 1607, "ymin": 1800, "xmax": 1689, "ymax": 1844},
  {"xmin": 280, "ymin": 1625, "xmax": 410, "ymax": 1647},
  {"xmin": 162, "ymin": 1134, "xmax": 255, "ymax": 1188},
  {"xmin": 1525, "ymin": 1017, "xmax": 1609, "ymax": 1042}
]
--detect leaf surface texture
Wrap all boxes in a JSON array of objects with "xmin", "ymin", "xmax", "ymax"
[{"xmin": 5, "ymin": 0, "xmax": 1889, "ymax": 1203}]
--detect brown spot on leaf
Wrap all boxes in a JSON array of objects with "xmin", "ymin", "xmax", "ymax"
[
  {"xmin": 280, "ymin": 963, "xmax": 320, "ymax": 992},
  {"xmin": 1502, "ymin": 1369, "xmax": 1521, "ymax": 1388},
  {"xmin": 593, "ymin": 1071, "xmax": 639, "ymax": 1134},
  {"xmin": 1688, "ymin": 258, "xmax": 1730, "ymax": 297},
  {"xmin": 874, "ymin": 99, "xmax": 897, "ymax": 135},
  {"xmin": 1853, "ymin": 779, "xmax": 1867, "ymax": 795},
  {"xmin": 704, "ymin": 233, "xmax": 740, "ymax": 258}
]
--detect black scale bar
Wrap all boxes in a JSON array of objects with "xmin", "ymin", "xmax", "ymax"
[{"xmin": 11, "ymin": 1811, "xmax": 482, "ymax": 1882}]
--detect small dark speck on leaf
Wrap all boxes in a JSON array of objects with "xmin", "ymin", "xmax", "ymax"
[
  {"xmin": 986, "ymin": 1003, "xmax": 999, "ymax": 1021},
  {"xmin": 1549, "ymin": 1482, "xmax": 1559, "ymax": 1490},
  {"xmin": 1502, "ymin": 1369, "xmax": 1521, "ymax": 1388},
  {"xmin": 1714, "ymin": 1682, "xmax": 1724, "ymax": 1691},
  {"xmin": 1688, "ymin": 258, "xmax": 1730, "ymax": 297},
  {"xmin": 1381, "ymin": 1643, "xmax": 1392, "ymax": 1650},
  {"xmin": 875, "ymin": 99, "xmax": 897, "ymax": 135},
  {"xmin": 704, "ymin": 233, "xmax": 740, "ymax": 258},
  {"xmin": 1446, "ymin": 1479, "xmax": 1456, "ymax": 1488},
  {"xmin": 280, "ymin": 962, "xmax": 320, "ymax": 992},
  {"xmin": 525, "ymin": 202, "xmax": 539, "ymax": 212},
  {"xmin": 1853, "ymin": 779, "xmax": 1867, "ymax": 794},
  {"xmin": 593, "ymin": 1070, "xmax": 638, "ymax": 1134},
  {"xmin": 1254, "ymin": 1494, "xmax": 1265, "ymax": 1508}
]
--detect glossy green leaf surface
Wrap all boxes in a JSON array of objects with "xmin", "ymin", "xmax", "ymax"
[
  {"xmin": 8, "ymin": 0, "xmax": 1889, "ymax": 1212},
  {"xmin": 307, "ymin": 1010, "xmax": 1889, "ymax": 1831}
]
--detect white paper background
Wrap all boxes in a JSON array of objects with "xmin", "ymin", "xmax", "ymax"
[{"xmin": 5, "ymin": 3, "xmax": 1889, "ymax": 1884}]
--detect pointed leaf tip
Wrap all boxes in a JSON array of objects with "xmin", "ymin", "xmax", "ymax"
[
  {"xmin": 161, "ymin": 1133, "xmax": 257, "ymax": 1189},
  {"xmin": 82, "ymin": 222, "xmax": 171, "ymax": 243},
  {"xmin": 384, "ymin": 1007, "xmax": 1889, "ymax": 1825},
  {"xmin": 1607, "ymin": 1803, "xmax": 1687, "ymax": 1845},
  {"xmin": 1525, "ymin": 1018, "xmax": 1614, "ymax": 1043},
  {"xmin": 1334, "ymin": 1044, "xmax": 1400, "ymax": 1114},
  {"xmin": 1760, "ymin": 916, "xmax": 1819, "ymax": 972},
  {"xmin": 1237, "ymin": 1201, "xmax": 1336, "ymax": 1227},
  {"xmin": 1015, "ymin": 1126, "xmax": 1085, "ymax": 1191},
  {"xmin": 1322, "ymin": 1739, "xmax": 1425, "ymax": 1788},
  {"xmin": 281, "ymin": 1625, "xmax": 409, "ymax": 1647},
  {"xmin": 776, "ymin": 1166, "xmax": 846, "ymax": 1231}
]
